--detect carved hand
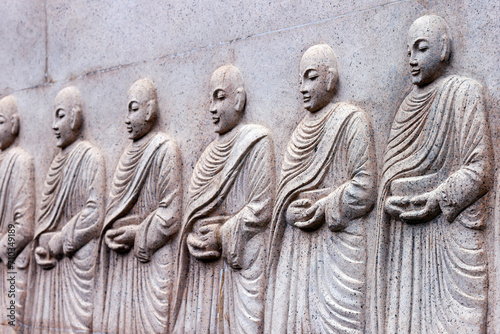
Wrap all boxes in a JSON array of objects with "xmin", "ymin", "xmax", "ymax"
[
  {"xmin": 63, "ymin": 239, "xmax": 76, "ymax": 257},
  {"xmin": 48, "ymin": 233, "xmax": 65, "ymax": 259},
  {"xmin": 285, "ymin": 199, "xmax": 313, "ymax": 226},
  {"xmin": 295, "ymin": 198, "xmax": 326, "ymax": 231},
  {"xmin": 105, "ymin": 226, "xmax": 138, "ymax": 253},
  {"xmin": 34, "ymin": 246, "xmax": 57, "ymax": 270},
  {"xmin": 399, "ymin": 191, "xmax": 441, "ymax": 224},
  {"xmin": 134, "ymin": 245, "xmax": 152, "ymax": 263},
  {"xmin": 187, "ymin": 218, "xmax": 223, "ymax": 261},
  {"xmin": 385, "ymin": 196, "xmax": 411, "ymax": 219}
]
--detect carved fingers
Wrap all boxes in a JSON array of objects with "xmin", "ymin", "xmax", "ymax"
[
  {"xmin": 134, "ymin": 246, "xmax": 151, "ymax": 263},
  {"xmin": 34, "ymin": 246, "xmax": 57, "ymax": 270},
  {"xmin": 384, "ymin": 196, "xmax": 411, "ymax": 219},
  {"xmin": 187, "ymin": 223, "xmax": 221, "ymax": 261},
  {"xmin": 48, "ymin": 233, "xmax": 65, "ymax": 259},
  {"xmin": 295, "ymin": 198, "xmax": 326, "ymax": 231},
  {"xmin": 105, "ymin": 226, "xmax": 137, "ymax": 253},
  {"xmin": 285, "ymin": 198, "xmax": 313, "ymax": 226},
  {"xmin": 399, "ymin": 191, "xmax": 441, "ymax": 224}
]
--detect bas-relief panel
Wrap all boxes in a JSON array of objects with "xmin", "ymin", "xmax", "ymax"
[{"xmin": 0, "ymin": 11, "xmax": 497, "ymax": 334}]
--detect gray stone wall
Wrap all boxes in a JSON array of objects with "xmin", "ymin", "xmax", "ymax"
[{"xmin": 1, "ymin": 0, "xmax": 499, "ymax": 332}]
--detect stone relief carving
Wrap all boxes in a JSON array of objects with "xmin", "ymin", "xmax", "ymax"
[
  {"xmin": 93, "ymin": 78, "xmax": 182, "ymax": 334},
  {"xmin": 265, "ymin": 44, "xmax": 377, "ymax": 333},
  {"xmin": 171, "ymin": 65, "xmax": 275, "ymax": 333},
  {"xmin": 0, "ymin": 10, "xmax": 496, "ymax": 333},
  {"xmin": 0, "ymin": 96, "xmax": 35, "ymax": 332},
  {"xmin": 371, "ymin": 15, "xmax": 493, "ymax": 334},
  {"xmin": 24, "ymin": 87, "xmax": 106, "ymax": 333}
]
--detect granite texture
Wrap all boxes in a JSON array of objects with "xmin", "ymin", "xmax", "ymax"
[{"xmin": 0, "ymin": 0, "xmax": 499, "ymax": 333}]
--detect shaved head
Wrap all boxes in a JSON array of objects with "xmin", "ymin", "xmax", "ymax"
[
  {"xmin": 211, "ymin": 65, "xmax": 244, "ymax": 89},
  {"xmin": 300, "ymin": 44, "xmax": 338, "ymax": 72},
  {"xmin": 125, "ymin": 78, "xmax": 158, "ymax": 140},
  {"xmin": 0, "ymin": 95, "xmax": 18, "ymax": 118},
  {"xmin": 0, "ymin": 95, "xmax": 20, "ymax": 147},
  {"xmin": 55, "ymin": 86, "xmax": 83, "ymax": 111},
  {"xmin": 409, "ymin": 15, "xmax": 452, "ymax": 61},
  {"xmin": 128, "ymin": 78, "xmax": 158, "ymax": 104},
  {"xmin": 299, "ymin": 44, "xmax": 338, "ymax": 112}
]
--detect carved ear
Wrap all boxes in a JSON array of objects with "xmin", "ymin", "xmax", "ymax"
[
  {"xmin": 10, "ymin": 114, "xmax": 19, "ymax": 136},
  {"xmin": 234, "ymin": 88, "xmax": 246, "ymax": 113},
  {"xmin": 145, "ymin": 99, "xmax": 157, "ymax": 122},
  {"xmin": 327, "ymin": 68, "xmax": 337, "ymax": 92},
  {"xmin": 440, "ymin": 34, "xmax": 449, "ymax": 61},
  {"xmin": 70, "ymin": 106, "xmax": 82, "ymax": 130}
]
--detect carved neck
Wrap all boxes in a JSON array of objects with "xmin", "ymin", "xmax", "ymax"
[
  {"xmin": 0, "ymin": 142, "xmax": 15, "ymax": 155},
  {"xmin": 132, "ymin": 130, "xmax": 155, "ymax": 146},
  {"xmin": 60, "ymin": 138, "xmax": 80, "ymax": 155},
  {"xmin": 306, "ymin": 100, "xmax": 336, "ymax": 122},
  {"xmin": 413, "ymin": 75, "xmax": 448, "ymax": 95},
  {"xmin": 216, "ymin": 123, "xmax": 244, "ymax": 143}
]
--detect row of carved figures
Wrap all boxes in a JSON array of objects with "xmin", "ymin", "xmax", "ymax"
[{"xmin": 0, "ymin": 15, "xmax": 493, "ymax": 333}]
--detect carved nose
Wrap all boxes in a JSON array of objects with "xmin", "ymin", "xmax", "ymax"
[{"xmin": 209, "ymin": 104, "xmax": 217, "ymax": 114}]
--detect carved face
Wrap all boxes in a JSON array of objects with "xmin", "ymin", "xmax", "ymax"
[
  {"xmin": 209, "ymin": 76, "xmax": 242, "ymax": 135},
  {"xmin": 0, "ymin": 113, "xmax": 15, "ymax": 150},
  {"xmin": 299, "ymin": 58, "xmax": 335, "ymax": 112},
  {"xmin": 53, "ymin": 99, "xmax": 78, "ymax": 149},
  {"xmin": 407, "ymin": 21, "xmax": 448, "ymax": 86},
  {"xmin": 125, "ymin": 91, "xmax": 154, "ymax": 141}
]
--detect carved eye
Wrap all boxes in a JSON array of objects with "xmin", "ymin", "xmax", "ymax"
[
  {"xmin": 306, "ymin": 70, "xmax": 319, "ymax": 80},
  {"xmin": 129, "ymin": 102, "xmax": 139, "ymax": 112},
  {"xmin": 216, "ymin": 90, "xmax": 226, "ymax": 100},
  {"xmin": 56, "ymin": 109, "xmax": 65, "ymax": 118}
]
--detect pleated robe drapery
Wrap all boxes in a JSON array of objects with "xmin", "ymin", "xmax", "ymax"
[
  {"xmin": 0, "ymin": 146, "xmax": 34, "ymax": 332},
  {"xmin": 265, "ymin": 102, "xmax": 376, "ymax": 334},
  {"xmin": 172, "ymin": 124, "xmax": 275, "ymax": 334},
  {"xmin": 93, "ymin": 132, "xmax": 182, "ymax": 334},
  {"xmin": 371, "ymin": 76, "xmax": 493, "ymax": 334},
  {"xmin": 25, "ymin": 140, "xmax": 105, "ymax": 333}
]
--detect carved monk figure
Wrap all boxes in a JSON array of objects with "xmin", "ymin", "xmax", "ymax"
[
  {"xmin": 25, "ymin": 87, "xmax": 105, "ymax": 333},
  {"xmin": 93, "ymin": 78, "xmax": 182, "ymax": 334},
  {"xmin": 172, "ymin": 65, "xmax": 275, "ymax": 333},
  {"xmin": 265, "ymin": 44, "xmax": 377, "ymax": 333},
  {"xmin": 0, "ymin": 96, "xmax": 34, "ymax": 331},
  {"xmin": 371, "ymin": 15, "xmax": 493, "ymax": 333}
]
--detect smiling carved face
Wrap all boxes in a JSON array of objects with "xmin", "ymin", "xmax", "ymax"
[
  {"xmin": 208, "ymin": 66, "xmax": 245, "ymax": 135},
  {"xmin": 53, "ymin": 90, "xmax": 80, "ymax": 149},
  {"xmin": 125, "ymin": 80, "xmax": 156, "ymax": 141},
  {"xmin": 299, "ymin": 45, "xmax": 337, "ymax": 113},
  {"xmin": 407, "ymin": 16, "xmax": 450, "ymax": 87}
]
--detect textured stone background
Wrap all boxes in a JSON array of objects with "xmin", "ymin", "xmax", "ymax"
[{"xmin": 1, "ymin": 0, "xmax": 499, "ymax": 331}]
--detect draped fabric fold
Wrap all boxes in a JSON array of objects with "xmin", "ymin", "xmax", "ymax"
[
  {"xmin": 25, "ymin": 141, "xmax": 105, "ymax": 334},
  {"xmin": 370, "ymin": 76, "xmax": 493, "ymax": 334},
  {"xmin": 172, "ymin": 124, "xmax": 275, "ymax": 333},
  {"xmin": 0, "ymin": 147, "xmax": 34, "ymax": 331},
  {"xmin": 265, "ymin": 102, "xmax": 377, "ymax": 334},
  {"xmin": 94, "ymin": 132, "xmax": 182, "ymax": 334}
]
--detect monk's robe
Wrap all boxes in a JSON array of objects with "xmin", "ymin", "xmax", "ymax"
[
  {"xmin": 172, "ymin": 124, "xmax": 275, "ymax": 334},
  {"xmin": 93, "ymin": 132, "xmax": 182, "ymax": 334},
  {"xmin": 371, "ymin": 76, "xmax": 493, "ymax": 334},
  {"xmin": 0, "ymin": 146, "xmax": 34, "ymax": 331},
  {"xmin": 265, "ymin": 102, "xmax": 376, "ymax": 334},
  {"xmin": 24, "ymin": 140, "xmax": 105, "ymax": 333}
]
